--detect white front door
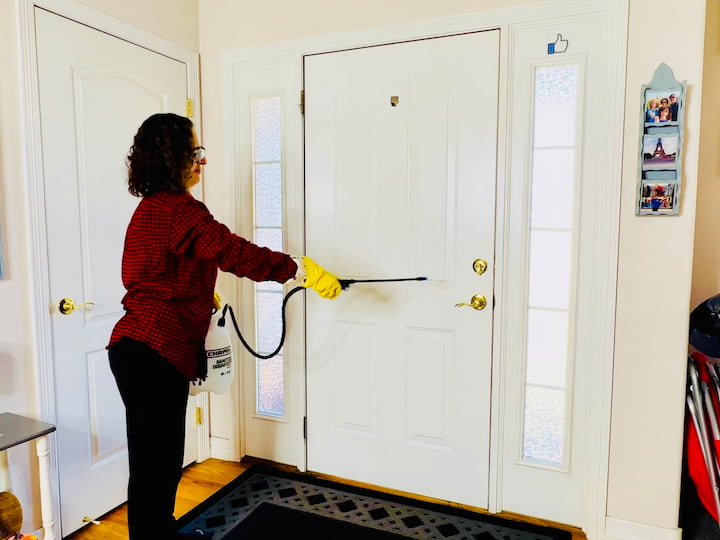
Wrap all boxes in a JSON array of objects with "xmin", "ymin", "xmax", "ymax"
[
  {"xmin": 34, "ymin": 8, "xmax": 197, "ymax": 534},
  {"xmin": 304, "ymin": 31, "xmax": 499, "ymax": 508}
]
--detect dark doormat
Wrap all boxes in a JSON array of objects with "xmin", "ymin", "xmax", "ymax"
[
  {"xmin": 175, "ymin": 465, "xmax": 573, "ymax": 539},
  {"xmin": 218, "ymin": 501, "xmax": 409, "ymax": 539}
]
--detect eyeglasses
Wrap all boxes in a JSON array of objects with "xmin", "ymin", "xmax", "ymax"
[{"xmin": 192, "ymin": 146, "xmax": 206, "ymax": 163}]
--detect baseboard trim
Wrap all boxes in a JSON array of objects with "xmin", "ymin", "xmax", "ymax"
[{"xmin": 605, "ymin": 516, "xmax": 681, "ymax": 540}]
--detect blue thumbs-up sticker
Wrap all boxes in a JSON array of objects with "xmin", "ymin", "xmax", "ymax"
[{"xmin": 548, "ymin": 34, "xmax": 569, "ymax": 54}]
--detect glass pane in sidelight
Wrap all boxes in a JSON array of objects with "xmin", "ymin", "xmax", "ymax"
[
  {"xmin": 257, "ymin": 355, "xmax": 285, "ymax": 417},
  {"xmin": 527, "ymin": 230, "xmax": 572, "ymax": 310},
  {"xmin": 526, "ymin": 308, "xmax": 568, "ymax": 388},
  {"xmin": 256, "ymin": 280, "xmax": 283, "ymax": 293},
  {"xmin": 253, "ymin": 97, "xmax": 282, "ymax": 162},
  {"xmin": 530, "ymin": 148, "xmax": 575, "ymax": 230},
  {"xmin": 255, "ymin": 163, "xmax": 282, "ymax": 228},
  {"xmin": 256, "ymin": 290, "xmax": 283, "ymax": 354},
  {"xmin": 533, "ymin": 65, "xmax": 578, "ymax": 148},
  {"xmin": 523, "ymin": 385, "xmax": 565, "ymax": 465},
  {"xmin": 255, "ymin": 227, "xmax": 283, "ymax": 252}
]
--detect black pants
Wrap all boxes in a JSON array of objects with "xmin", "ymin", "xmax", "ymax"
[{"xmin": 109, "ymin": 338, "xmax": 189, "ymax": 539}]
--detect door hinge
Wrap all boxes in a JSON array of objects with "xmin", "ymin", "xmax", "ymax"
[
  {"xmin": 303, "ymin": 416, "xmax": 307, "ymax": 439},
  {"xmin": 300, "ymin": 90, "xmax": 305, "ymax": 115},
  {"xmin": 195, "ymin": 406, "xmax": 203, "ymax": 425},
  {"xmin": 186, "ymin": 98, "xmax": 194, "ymax": 119}
]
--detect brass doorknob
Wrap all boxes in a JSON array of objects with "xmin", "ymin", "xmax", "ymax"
[
  {"xmin": 455, "ymin": 294, "xmax": 487, "ymax": 310},
  {"xmin": 57, "ymin": 297, "xmax": 95, "ymax": 315}
]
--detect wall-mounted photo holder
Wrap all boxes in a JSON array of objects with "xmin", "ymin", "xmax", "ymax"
[{"xmin": 637, "ymin": 63, "xmax": 686, "ymax": 216}]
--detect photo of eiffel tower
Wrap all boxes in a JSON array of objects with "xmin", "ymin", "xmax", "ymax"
[
  {"xmin": 643, "ymin": 134, "xmax": 678, "ymax": 170},
  {"xmin": 652, "ymin": 138, "xmax": 667, "ymax": 158}
]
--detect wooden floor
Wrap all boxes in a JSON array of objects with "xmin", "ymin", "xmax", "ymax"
[
  {"xmin": 65, "ymin": 459, "xmax": 249, "ymax": 539},
  {"xmin": 64, "ymin": 458, "xmax": 586, "ymax": 539}
]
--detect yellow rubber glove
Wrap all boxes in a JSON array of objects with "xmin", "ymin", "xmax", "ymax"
[{"xmin": 301, "ymin": 256, "xmax": 341, "ymax": 299}]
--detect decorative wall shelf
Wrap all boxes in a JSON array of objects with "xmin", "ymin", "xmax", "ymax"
[{"xmin": 637, "ymin": 63, "xmax": 686, "ymax": 216}]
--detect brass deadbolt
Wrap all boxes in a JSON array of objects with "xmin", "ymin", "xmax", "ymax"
[{"xmin": 473, "ymin": 259, "xmax": 488, "ymax": 276}]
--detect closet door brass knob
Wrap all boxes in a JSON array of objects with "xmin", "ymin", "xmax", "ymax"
[
  {"xmin": 455, "ymin": 294, "xmax": 487, "ymax": 310},
  {"xmin": 57, "ymin": 297, "xmax": 95, "ymax": 315}
]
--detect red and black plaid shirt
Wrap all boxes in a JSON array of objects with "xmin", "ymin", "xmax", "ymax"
[{"xmin": 108, "ymin": 191, "xmax": 298, "ymax": 380}]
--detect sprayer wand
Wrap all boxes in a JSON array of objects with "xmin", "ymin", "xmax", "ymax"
[
  {"xmin": 338, "ymin": 276, "xmax": 428, "ymax": 289},
  {"xmin": 223, "ymin": 275, "xmax": 428, "ymax": 359}
]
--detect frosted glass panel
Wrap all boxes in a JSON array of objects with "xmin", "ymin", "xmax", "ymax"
[
  {"xmin": 526, "ymin": 309, "xmax": 568, "ymax": 387},
  {"xmin": 528, "ymin": 230, "xmax": 571, "ymax": 309},
  {"xmin": 252, "ymin": 95, "xmax": 285, "ymax": 418},
  {"xmin": 256, "ymin": 227, "xmax": 283, "ymax": 252},
  {"xmin": 534, "ymin": 65, "xmax": 577, "ymax": 148},
  {"xmin": 531, "ymin": 148, "xmax": 575, "ymax": 229},
  {"xmin": 522, "ymin": 62, "xmax": 579, "ymax": 469},
  {"xmin": 255, "ymin": 163, "xmax": 282, "ymax": 227},
  {"xmin": 257, "ymin": 355, "xmax": 285, "ymax": 416},
  {"xmin": 523, "ymin": 385, "xmax": 565, "ymax": 465},
  {"xmin": 256, "ymin": 290, "xmax": 283, "ymax": 354},
  {"xmin": 256, "ymin": 280, "xmax": 283, "ymax": 293},
  {"xmin": 253, "ymin": 97, "xmax": 281, "ymax": 162}
]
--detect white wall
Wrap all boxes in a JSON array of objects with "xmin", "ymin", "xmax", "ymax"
[
  {"xmin": 74, "ymin": 0, "xmax": 199, "ymax": 50},
  {"xmin": 0, "ymin": 0, "xmax": 198, "ymax": 532},
  {"xmin": 608, "ymin": 0, "xmax": 705, "ymax": 529}
]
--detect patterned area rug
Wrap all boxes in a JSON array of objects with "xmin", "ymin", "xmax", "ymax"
[{"xmin": 175, "ymin": 465, "xmax": 572, "ymax": 539}]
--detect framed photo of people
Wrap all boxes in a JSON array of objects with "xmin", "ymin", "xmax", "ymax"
[{"xmin": 637, "ymin": 63, "xmax": 685, "ymax": 216}]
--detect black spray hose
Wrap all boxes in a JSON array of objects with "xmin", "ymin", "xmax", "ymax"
[
  {"xmin": 220, "ymin": 285, "xmax": 304, "ymax": 360},
  {"xmin": 220, "ymin": 276, "xmax": 427, "ymax": 359}
]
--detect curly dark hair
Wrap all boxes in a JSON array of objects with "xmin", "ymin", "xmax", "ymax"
[{"xmin": 127, "ymin": 113, "xmax": 195, "ymax": 197}]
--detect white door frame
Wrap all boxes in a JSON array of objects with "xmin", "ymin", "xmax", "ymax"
[
  {"xmin": 18, "ymin": 0, "xmax": 204, "ymax": 537},
  {"xmin": 223, "ymin": 1, "xmax": 626, "ymax": 539}
]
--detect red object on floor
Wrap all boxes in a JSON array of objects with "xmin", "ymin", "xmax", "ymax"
[
  {"xmin": 687, "ymin": 352, "xmax": 720, "ymax": 520},
  {"xmin": 687, "ymin": 419, "xmax": 719, "ymax": 520}
]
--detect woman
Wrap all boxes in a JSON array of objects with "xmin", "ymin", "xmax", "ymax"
[
  {"xmin": 646, "ymin": 98, "xmax": 660, "ymax": 123},
  {"xmin": 107, "ymin": 113, "xmax": 340, "ymax": 539}
]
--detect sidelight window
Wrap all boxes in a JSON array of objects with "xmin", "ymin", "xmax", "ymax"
[
  {"xmin": 522, "ymin": 64, "xmax": 579, "ymax": 467},
  {"xmin": 251, "ymin": 96, "xmax": 285, "ymax": 417}
]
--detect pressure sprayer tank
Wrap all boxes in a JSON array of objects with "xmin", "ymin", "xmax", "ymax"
[{"xmin": 190, "ymin": 309, "xmax": 234, "ymax": 396}]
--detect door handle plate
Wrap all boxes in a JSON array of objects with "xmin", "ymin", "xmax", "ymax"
[{"xmin": 455, "ymin": 294, "xmax": 487, "ymax": 310}]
